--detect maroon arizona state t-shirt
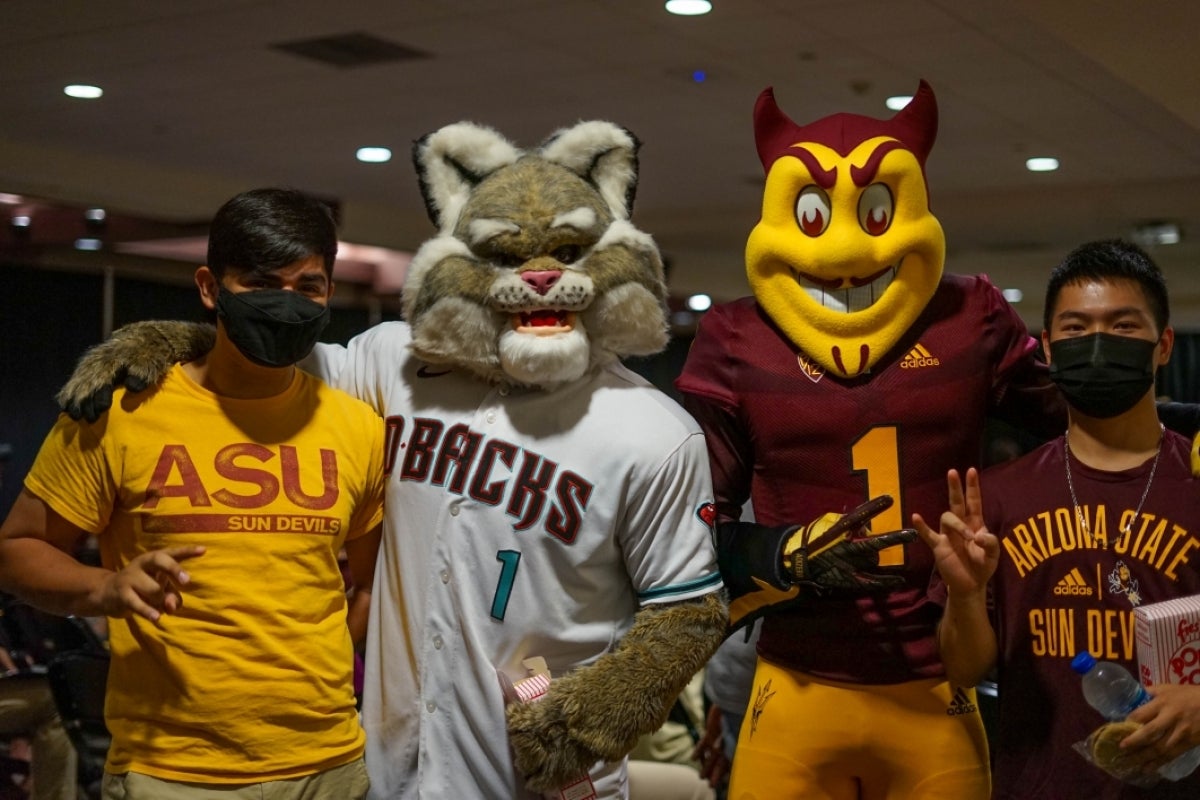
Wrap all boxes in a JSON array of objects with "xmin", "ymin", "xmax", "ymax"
[{"xmin": 963, "ymin": 431, "xmax": 1200, "ymax": 799}]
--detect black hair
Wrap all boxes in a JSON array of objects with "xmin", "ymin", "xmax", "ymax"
[
  {"xmin": 1043, "ymin": 239, "xmax": 1169, "ymax": 334},
  {"xmin": 206, "ymin": 188, "xmax": 338, "ymax": 280}
]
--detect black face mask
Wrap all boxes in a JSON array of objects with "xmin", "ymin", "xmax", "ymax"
[
  {"xmin": 1048, "ymin": 332, "xmax": 1157, "ymax": 419},
  {"xmin": 216, "ymin": 288, "xmax": 330, "ymax": 367}
]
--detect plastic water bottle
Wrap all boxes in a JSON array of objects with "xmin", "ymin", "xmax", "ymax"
[
  {"xmin": 1071, "ymin": 651, "xmax": 1149, "ymax": 720},
  {"xmin": 1071, "ymin": 651, "xmax": 1200, "ymax": 781}
]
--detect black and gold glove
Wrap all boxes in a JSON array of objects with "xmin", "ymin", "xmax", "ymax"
[
  {"xmin": 784, "ymin": 495, "xmax": 916, "ymax": 594},
  {"xmin": 720, "ymin": 496, "xmax": 915, "ymax": 633}
]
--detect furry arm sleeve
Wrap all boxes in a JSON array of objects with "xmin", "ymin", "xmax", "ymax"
[
  {"xmin": 56, "ymin": 320, "xmax": 216, "ymax": 421},
  {"xmin": 506, "ymin": 591, "xmax": 727, "ymax": 792}
]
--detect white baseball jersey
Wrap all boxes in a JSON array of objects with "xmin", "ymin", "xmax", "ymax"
[{"xmin": 303, "ymin": 322, "xmax": 722, "ymax": 800}]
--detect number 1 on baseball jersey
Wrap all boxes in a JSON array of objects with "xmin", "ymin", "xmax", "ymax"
[{"xmin": 492, "ymin": 550, "xmax": 521, "ymax": 621}]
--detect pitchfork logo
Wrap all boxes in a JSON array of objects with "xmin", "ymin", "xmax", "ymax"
[{"xmin": 797, "ymin": 353, "xmax": 824, "ymax": 384}]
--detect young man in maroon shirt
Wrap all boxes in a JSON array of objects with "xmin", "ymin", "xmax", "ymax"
[{"xmin": 917, "ymin": 239, "xmax": 1200, "ymax": 799}]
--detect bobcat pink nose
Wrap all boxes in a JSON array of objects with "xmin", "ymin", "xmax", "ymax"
[{"xmin": 521, "ymin": 270, "xmax": 562, "ymax": 296}]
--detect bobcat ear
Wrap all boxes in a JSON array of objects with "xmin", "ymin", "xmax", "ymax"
[
  {"xmin": 539, "ymin": 121, "xmax": 640, "ymax": 220},
  {"xmin": 412, "ymin": 122, "xmax": 521, "ymax": 232}
]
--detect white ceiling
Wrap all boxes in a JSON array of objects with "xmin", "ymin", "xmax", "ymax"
[{"xmin": 2, "ymin": 0, "xmax": 1199, "ymax": 329}]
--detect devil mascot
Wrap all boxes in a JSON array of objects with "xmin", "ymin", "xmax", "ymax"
[{"xmin": 676, "ymin": 82, "xmax": 1069, "ymax": 798}]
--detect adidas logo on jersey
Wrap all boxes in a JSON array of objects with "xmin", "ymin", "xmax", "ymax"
[
  {"xmin": 900, "ymin": 343, "xmax": 940, "ymax": 369},
  {"xmin": 946, "ymin": 687, "xmax": 978, "ymax": 716},
  {"xmin": 1054, "ymin": 568, "xmax": 1095, "ymax": 597}
]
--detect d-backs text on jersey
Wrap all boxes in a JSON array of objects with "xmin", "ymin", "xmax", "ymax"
[{"xmin": 384, "ymin": 414, "xmax": 592, "ymax": 542}]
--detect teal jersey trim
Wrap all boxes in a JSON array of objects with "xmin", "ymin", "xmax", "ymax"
[{"xmin": 637, "ymin": 571, "xmax": 723, "ymax": 602}]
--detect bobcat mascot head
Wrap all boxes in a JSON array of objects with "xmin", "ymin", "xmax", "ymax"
[{"xmin": 406, "ymin": 121, "xmax": 670, "ymax": 387}]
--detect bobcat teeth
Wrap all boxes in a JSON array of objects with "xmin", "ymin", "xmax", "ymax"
[{"xmin": 513, "ymin": 310, "xmax": 575, "ymax": 335}]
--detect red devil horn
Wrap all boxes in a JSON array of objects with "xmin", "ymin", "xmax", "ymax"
[
  {"xmin": 753, "ymin": 87, "xmax": 801, "ymax": 172},
  {"xmin": 891, "ymin": 80, "xmax": 938, "ymax": 167}
]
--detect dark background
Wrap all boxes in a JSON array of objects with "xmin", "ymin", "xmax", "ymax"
[{"xmin": 3, "ymin": 261, "xmax": 1198, "ymax": 516}]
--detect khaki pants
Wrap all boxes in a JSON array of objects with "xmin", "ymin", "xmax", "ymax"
[
  {"xmin": 0, "ymin": 673, "xmax": 78, "ymax": 800},
  {"xmin": 101, "ymin": 757, "xmax": 368, "ymax": 800},
  {"xmin": 628, "ymin": 760, "xmax": 715, "ymax": 800}
]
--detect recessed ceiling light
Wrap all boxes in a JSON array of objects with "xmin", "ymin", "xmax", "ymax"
[
  {"xmin": 885, "ymin": 95, "xmax": 912, "ymax": 111},
  {"xmin": 1025, "ymin": 157, "xmax": 1059, "ymax": 172},
  {"xmin": 11, "ymin": 216, "xmax": 31, "ymax": 228},
  {"xmin": 0, "ymin": 193, "xmax": 24, "ymax": 205},
  {"xmin": 63, "ymin": 84, "xmax": 103, "ymax": 99},
  {"xmin": 74, "ymin": 238, "xmax": 103, "ymax": 251},
  {"xmin": 356, "ymin": 147, "xmax": 392, "ymax": 163},
  {"xmin": 1002, "ymin": 288, "xmax": 1024, "ymax": 303},
  {"xmin": 687, "ymin": 293, "xmax": 713, "ymax": 311},
  {"xmin": 665, "ymin": 0, "xmax": 712, "ymax": 16},
  {"xmin": 1133, "ymin": 221, "xmax": 1182, "ymax": 246},
  {"xmin": 85, "ymin": 208, "xmax": 107, "ymax": 222}
]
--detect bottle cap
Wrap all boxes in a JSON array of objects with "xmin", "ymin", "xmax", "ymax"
[{"xmin": 1071, "ymin": 651, "xmax": 1097, "ymax": 674}]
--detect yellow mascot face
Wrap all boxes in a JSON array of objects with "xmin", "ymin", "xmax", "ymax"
[{"xmin": 746, "ymin": 81, "xmax": 945, "ymax": 378}]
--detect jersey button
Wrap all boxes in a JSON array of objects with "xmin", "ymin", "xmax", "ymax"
[
  {"xmin": 432, "ymin": 634, "xmax": 444, "ymax": 649},
  {"xmin": 426, "ymin": 701, "xmax": 437, "ymax": 713},
  {"xmin": 486, "ymin": 412, "xmax": 496, "ymax": 424},
  {"xmin": 440, "ymin": 569, "xmax": 450, "ymax": 584},
  {"xmin": 449, "ymin": 505, "xmax": 460, "ymax": 517}
]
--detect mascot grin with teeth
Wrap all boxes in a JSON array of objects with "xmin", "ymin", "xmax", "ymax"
[
  {"xmin": 677, "ymin": 82, "xmax": 1068, "ymax": 798},
  {"xmin": 55, "ymin": 121, "xmax": 727, "ymax": 799}
]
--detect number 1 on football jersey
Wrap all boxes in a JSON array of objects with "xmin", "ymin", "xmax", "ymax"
[{"xmin": 851, "ymin": 425, "xmax": 905, "ymax": 567}]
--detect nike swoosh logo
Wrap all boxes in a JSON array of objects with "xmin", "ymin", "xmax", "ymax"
[{"xmin": 416, "ymin": 365, "xmax": 453, "ymax": 378}]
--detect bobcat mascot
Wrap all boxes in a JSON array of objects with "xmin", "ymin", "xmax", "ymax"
[{"xmin": 58, "ymin": 121, "xmax": 727, "ymax": 799}]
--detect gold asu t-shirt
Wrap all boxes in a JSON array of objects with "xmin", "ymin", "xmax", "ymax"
[{"xmin": 26, "ymin": 365, "xmax": 385, "ymax": 782}]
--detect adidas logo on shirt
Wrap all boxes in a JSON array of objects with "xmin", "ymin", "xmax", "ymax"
[
  {"xmin": 1054, "ymin": 568, "xmax": 1095, "ymax": 597},
  {"xmin": 946, "ymin": 687, "xmax": 978, "ymax": 716},
  {"xmin": 900, "ymin": 343, "xmax": 940, "ymax": 369}
]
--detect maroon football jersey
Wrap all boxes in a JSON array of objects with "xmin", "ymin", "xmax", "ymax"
[
  {"xmin": 980, "ymin": 432, "xmax": 1200, "ymax": 799},
  {"xmin": 677, "ymin": 273, "xmax": 1062, "ymax": 682}
]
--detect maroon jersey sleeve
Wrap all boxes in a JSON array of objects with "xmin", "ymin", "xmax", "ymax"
[
  {"xmin": 976, "ymin": 274, "xmax": 1067, "ymax": 440},
  {"xmin": 677, "ymin": 300, "xmax": 761, "ymax": 523}
]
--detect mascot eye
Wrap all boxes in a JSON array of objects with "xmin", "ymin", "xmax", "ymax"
[
  {"xmin": 795, "ymin": 186, "xmax": 831, "ymax": 237},
  {"xmin": 857, "ymin": 183, "xmax": 893, "ymax": 236},
  {"xmin": 551, "ymin": 244, "xmax": 582, "ymax": 264}
]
